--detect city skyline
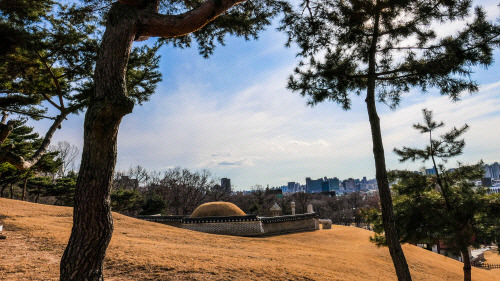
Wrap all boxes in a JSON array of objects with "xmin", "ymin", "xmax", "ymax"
[
  {"xmin": 27, "ymin": 0, "xmax": 500, "ymax": 190},
  {"xmin": 229, "ymin": 160, "xmax": 499, "ymax": 191}
]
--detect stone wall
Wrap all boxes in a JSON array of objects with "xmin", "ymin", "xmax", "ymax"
[
  {"xmin": 260, "ymin": 213, "xmax": 318, "ymax": 236},
  {"xmin": 137, "ymin": 213, "xmax": 319, "ymax": 237},
  {"xmin": 136, "ymin": 215, "xmax": 184, "ymax": 228},
  {"xmin": 183, "ymin": 221, "xmax": 264, "ymax": 236}
]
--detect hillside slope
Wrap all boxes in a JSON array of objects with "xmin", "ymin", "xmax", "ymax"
[{"xmin": 0, "ymin": 198, "xmax": 498, "ymax": 280}]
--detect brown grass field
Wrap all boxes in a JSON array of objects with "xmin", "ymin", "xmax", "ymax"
[
  {"xmin": 0, "ymin": 198, "xmax": 498, "ymax": 281},
  {"xmin": 484, "ymin": 247, "xmax": 500, "ymax": 265}
]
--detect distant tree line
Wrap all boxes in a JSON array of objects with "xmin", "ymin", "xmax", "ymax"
[
  {"xmin": 109, "ymin": 166, "xmax": 232, "ymax": 216},
  {"xmin": 109, "ymin": 165, "xmax": 381, "ymax": 223}
]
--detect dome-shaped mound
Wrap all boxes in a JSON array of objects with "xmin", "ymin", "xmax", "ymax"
[{"xmin": 190, "ymin": 202, "xmax": 246, "ymax": 218}]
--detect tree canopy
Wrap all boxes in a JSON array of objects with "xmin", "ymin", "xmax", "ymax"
[
  {"xmin": 281, "ymin": 0, "xmax": 500, "ymax": 109},
  {"xmin": 0, "ymin": 0, "xmax": 162, "ymax": 169}
]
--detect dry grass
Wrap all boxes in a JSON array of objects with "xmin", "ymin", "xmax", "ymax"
[
  {"xmin": 484, "ymin": 247, "xmax": 500, "ymax": 267},
  {"xmin": 0, "ymin": 198, "xmax": 498, "ymax": 281},
  {"xmin": 190, "ymin": 201, "xmax": 246, "ymax": 217}
]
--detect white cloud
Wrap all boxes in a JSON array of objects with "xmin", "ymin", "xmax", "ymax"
[{"xmin": 115, "ymin": 62, "xmax": 500, "ymax": 188}]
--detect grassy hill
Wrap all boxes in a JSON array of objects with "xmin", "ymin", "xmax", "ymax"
[{"xmin": 0, "ymin": 198, "xmax": 498, "ymax": 280}]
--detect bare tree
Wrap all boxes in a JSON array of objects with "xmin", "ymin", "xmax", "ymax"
[
  {"xmin": 153, "ymin": 168, "xmax": 216, "ymax": 215},
  {"xmin": 292, "ymin": 192, "xmax": 311, "ymax": 214},
  {"xmin": 113, "ymin": 165, "xmax": 149, "ymax": 190},
  {"xmin": 50, "ymin": 141, "xmax": 79, "ymax": 178},
  {"xmin": 207, "ymin": 183, "xmax": 232, "ymax": 202}
]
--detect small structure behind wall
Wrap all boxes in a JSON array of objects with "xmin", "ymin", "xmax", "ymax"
[{"xmin": 270, "ymin": 202, "xmax": 282, "ymax": 216}]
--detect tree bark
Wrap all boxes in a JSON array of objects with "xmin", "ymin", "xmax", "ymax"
[
  {"xmin": 461, "ymin": 248, "xmax": 472, "ymax": 281},
  {"xmin": 21, "ymin": 172, "xmax": 29, "ymax": 201},
  {"xmin": 365, "ymin": 96, "xmax": 411, "ymax": 281},
  {"xmin": 60, "ymin": 3, "xmax": 137, "ymax": 280},
  {"xmin": 365, "ymin": 2, "xmax": 412, "ymax": 280},
  {"xmin": 35, "ymin": 185, "xmax": 40, "ymax": 203}
]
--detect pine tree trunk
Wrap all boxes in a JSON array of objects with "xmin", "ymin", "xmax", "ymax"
[
  {"xmin": 21, "ymin": 172, "xmax": 29, "ymax": 201},
  {"xmin": 9, "ymin": 183, "xmax": 13, "ymax": 199},
  {"xmin": 365, "ymin": 93, "xmax": 412, "ymax": 281},
  {"xmin": 365, "ymin": 3, "xmax": 411, "ymax": 280},
  {"xmin": 461, "ymin": 249, "xmax": 472, "ymax": 281},
  {"xmin": 35, "ymin": 185, "xmax": 40, "ymax": 203},
  {"xmin": 60, "ymin": 3, "xmax": 136, "ymax": 280}
]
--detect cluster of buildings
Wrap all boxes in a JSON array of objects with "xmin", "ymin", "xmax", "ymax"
[
  {"xmin": 224, "ymin": 161, "xmax": 500, "ymax": 195},
  {"xmin": 280, "ymin": 176, "xmax": 378, "ymax": 194}
]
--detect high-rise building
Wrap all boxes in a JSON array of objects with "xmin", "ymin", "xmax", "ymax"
[
  {"xmin": 484, "ymin": 162, "xmax": 500, "ymax": 179},
  {"xmin": 305, "ymin": 177, "xmax": 323, "ymax": 193},
  {"xmin": 221, "ymin": 178, "xmax": 231, "ymax": 191},
  {"xmin": 493, "ymin": 162, "xmax": 500, "ymax": 178},
  {"xmin": 321, "ymin": 181, "xmax": 329, "ymax": 192},
  {"xmin": 328, "ymin": 177, "xmax": 340, "ymax": 190},
  {"xmin": 343, "ymin": 178, "xmax": 356, "ymax": 190}
]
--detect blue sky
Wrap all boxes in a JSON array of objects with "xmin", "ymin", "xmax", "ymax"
[{"xmin": 32, "ymin": 0, "xmax": 500, "ymax": 190}]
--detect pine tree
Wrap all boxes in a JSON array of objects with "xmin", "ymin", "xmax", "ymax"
[
  {"xmin": 0, "ymin": 118, "xmax": 61, "ymax": 200},
  {"xmin": 0, "ymin": 1, "xmax": 161, "ymax": 170},
  {"xmin": 280, "ymin": 1, "xmax": 499, "ymax": 279},
  {"xmin": 33, "ymin": 171, "xmax": 79, "ymax": 206},
  {"xmin": 57, "ymin": 0, "xmax": 287, "ymax": 280},
  {"xmin": 366, "ymin": 109, "xmax": 500, "ymax": 281}
]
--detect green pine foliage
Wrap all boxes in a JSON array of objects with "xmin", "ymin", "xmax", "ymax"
[
  {"xmin": 111, "ymin": 188, "xmax": 145, "ymax": 215},
  {"xmin": 140, "ymin": 194, "xmax": 166, "ymax": 215},
  {"xmin": 3, "ymin": 119, "xmax": 62, "ymax": 171},
  {"xmin": 0, "ymin": 0, "xmax": 163, "ymax": 170},
  {"xmin": 0, "ymin": 1, "xmax": 163, "ymax": 117},
  {"xmin": 25, "ymin": 171, "xmax": 78, "ymax": 205},
  {"xmin": 280, "ymin": 0, "xmax": 500, "ymax": 108},
  {"xmin": 0, "ymin": 118, "xmax": 62, "ymax": 199},
  {"xmin": 78, "ymin": 0, "xmax": 289, "ymax": 58}
]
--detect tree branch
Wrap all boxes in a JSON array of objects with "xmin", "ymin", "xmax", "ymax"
[
  {"xmin": 0, "ymin": 121, "xmax": 14, "ymax": 145},
  {"xmin": 1, "ymin": 111, "xmax": 8, "ymax": 124},
  {"xmin": 137, "ymin": 0, "xmax": 247, "ymax": 38},
  {"xmin": 0, "ymin": 107, "xmax": 57, "ymax": 120},
  {"xmin": 375, "ymin": 67, "xmax": 409, "ymax": 77},
  {"xmin": 376, "ymin": 73, "xmax": 417, "ymax": 81},
  {"xmin": 0, "ymin": 111, "xmax": 68, "ymax": 170},
  {"xmin": 378, "ymin": 44, "xmax": 445, "ymax": 52},
  {"xmin": 37, "ymin": 52, "xmax": 65, "ymax": 110}
]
